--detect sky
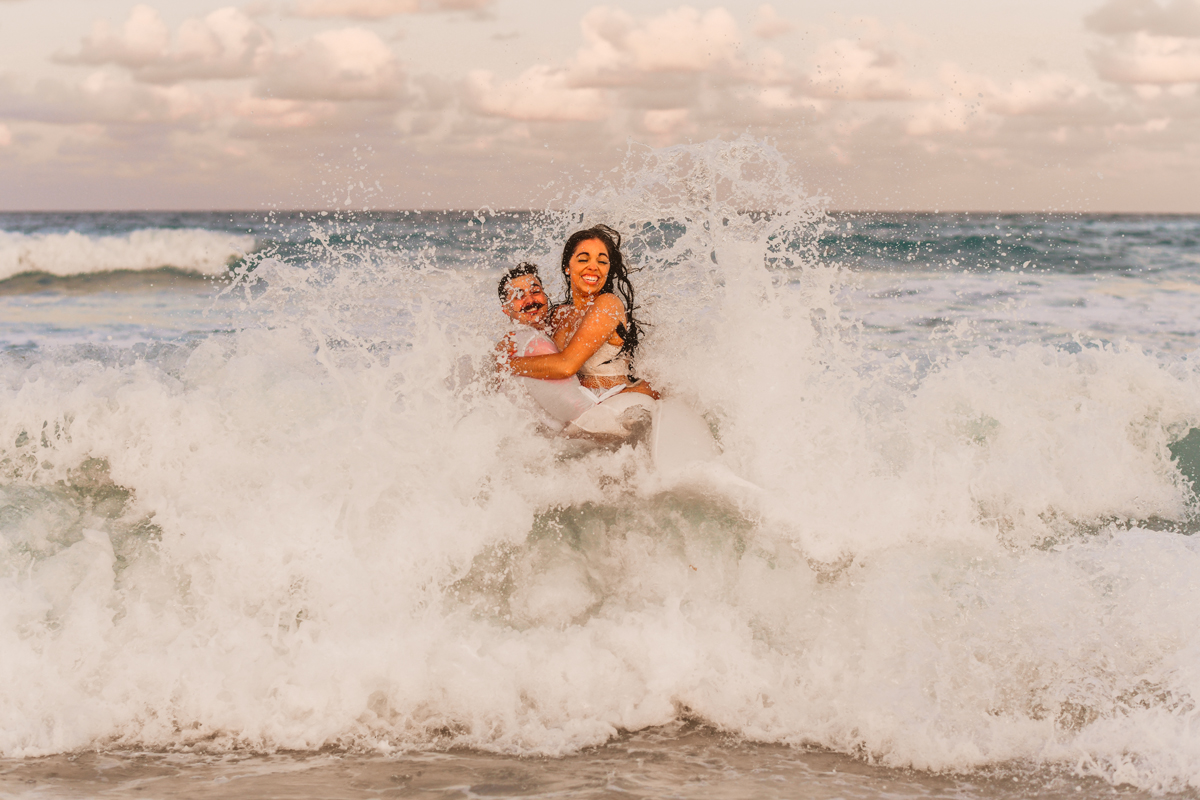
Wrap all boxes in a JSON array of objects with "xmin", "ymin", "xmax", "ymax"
[{"xmin": 0, "ymin": 0, "xmax": 1197, "ymax": 211}]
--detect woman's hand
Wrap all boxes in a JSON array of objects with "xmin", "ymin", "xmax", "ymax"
[
  {"xmin": 625, "ymin": 380, "xmax": 660, "ymax": 400},
  {"xmin": 507, "ymin": 295, "xmax": 625, "ymax": 380}
]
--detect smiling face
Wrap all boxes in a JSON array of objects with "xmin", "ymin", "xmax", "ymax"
[
  {"xmin": 565, "ymin": 237, "xmax": 610, "ymax": 301},
  {"xmin": 501, "ymin": 274, "xmax": 550, "ymax": 327}
]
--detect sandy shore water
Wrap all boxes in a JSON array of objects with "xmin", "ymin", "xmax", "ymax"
[{"xmin": 0, "ymin": 726, "xmax": 1184, "ymax": 800}]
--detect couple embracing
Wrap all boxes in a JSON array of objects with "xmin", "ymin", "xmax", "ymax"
[{"xmin": 497, "ymin": 225, "xmax": 659, "ymax": 439}]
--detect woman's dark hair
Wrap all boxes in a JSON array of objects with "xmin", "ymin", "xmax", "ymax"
[{"xmin": 560, "ymin": 225, "xmax": 642, "ymax": 358}]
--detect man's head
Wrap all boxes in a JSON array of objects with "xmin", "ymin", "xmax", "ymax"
[{"xmin": 498, "ymin": 262, "xmax": 549, "ymax": 327}]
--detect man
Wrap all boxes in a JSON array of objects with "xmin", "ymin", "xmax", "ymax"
[
  {"xmin": 497, "ymin": 262, "xmax": 553, "ymax": 366},
  {"xmin": 496, "ymin": 263, "xmax": 654, "ymax": 438},
  {"xmin": 497, "ymin": 262, "xmax": 551, "ymax": 331}
]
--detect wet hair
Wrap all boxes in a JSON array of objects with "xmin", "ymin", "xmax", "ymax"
[
  {"xmin": 497, "ymin": 262, "xmax": 542, "ymax": 303},
  {"xmin": 560, "ymin": 225, "xmax": 641, "ymax": 358}
]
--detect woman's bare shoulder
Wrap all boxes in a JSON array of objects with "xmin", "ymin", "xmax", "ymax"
[{"xmin": 589, "ymin": 293, "xmax": 626, "ymax": 316}]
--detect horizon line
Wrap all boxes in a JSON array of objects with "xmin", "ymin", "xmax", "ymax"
[{"xmin": 2, "ymin": 208, "xmax": 1199, "ymax": 217}]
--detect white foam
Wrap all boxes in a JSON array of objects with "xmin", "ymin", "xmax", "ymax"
[
  {"xmin": 0, "ymin": 228, "xmax": 255, "ymax": 280},
  {"xmin": 1, "ymin": 140, "xmax": 1200, "ymax": 793}
]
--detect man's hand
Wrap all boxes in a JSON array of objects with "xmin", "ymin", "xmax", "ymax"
[{"xmin": 494, "ymin": 333, "xmax": 517, "ymax": 369}]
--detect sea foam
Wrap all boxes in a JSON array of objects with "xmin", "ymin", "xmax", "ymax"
[
  {"xmin": 1, "ymin": 139, "xmax": 1200, "ymax": 792},
  {"xmin": 0, "ymin": 228, "xmax": 255, "ymax": 280}
]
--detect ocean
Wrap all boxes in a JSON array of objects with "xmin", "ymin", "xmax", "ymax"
[{"xmin": 1, "ymin": 139, "xmax": 1199, "ymax": 799}]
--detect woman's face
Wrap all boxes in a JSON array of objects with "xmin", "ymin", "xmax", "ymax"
[{"xmin": 566, "ymin": 237, "xmax": 610, "ymax": 299}]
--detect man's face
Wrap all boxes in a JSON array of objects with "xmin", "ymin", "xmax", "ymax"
[{"xmin": 502, "ymin": 275, "xmax": 549, "ymax": 326}]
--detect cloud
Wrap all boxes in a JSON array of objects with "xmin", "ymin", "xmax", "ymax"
[
  {"xmin": 1085, "ymin": 0, "xmax": 1200, "ymax": 36},
  {"xmin": 458, "ymin": 5, "xmax": 755, "ymax": 127},
  {"xmin": 59, "ymin": 7, "xmax": 408, "ymax": 103},
  {"xmin": 1106, "ymin": 115, "xmax": 1172, "ymax": 136},
  {"xmin": 230, "ymin": 96, "xmax": 338, "ymax": 130},
  {"xmin": 2, "ymin": 22, "xmax": 411, "ymax": 148},
  {"xmin": 0, "ymin": 123, "xmax": 11, "ymax": 147},
  {"xmin": 291, "ymin": 0, "xmax": 492, "ymax": 19},
  {"xmin": 466, "ymin": 66, "xmax": 608, "ymax": 121},
  {"xmin": 572, "ymin": 6, "xmax": 742, "ymax": 85},
  {"xmin": 641, "ymin": 107, "xmax": 689, "ymax": 135},
  {"xmin": 1091, "ymin": 31, "xmax": 1200, "ymax": 82},
  {"xmin": 256, "ymin": 28, "xmax": 405, "ymax": 101},
  {"xmin": 0, "ymin": 70, "xmax": 215, "ymax": 128},
  {"xmin": 77, "ymin": 70, "xmax": 210, "ymax": 124},
  {"xmin": 752, "ymin": 4, "xmax": 794, "ymax": 39},
  {"xmin": 903, "ymin": 63, "xmax": 1104, "ymax": 138},
  {"xmin": 87, "ymin": 72, "xmax": 219, "ymax": 129},
  {"xmin": 1086, "ymin": 0, "xmax": 1200, "ymax": 84},
  {"xmin": 455, "ymin": 10, "xmax": 937, "ymax": 141},
  {"xmin": 804, "ymin": 36, "xmax": 923, "ymax": 100},
  {"xmin": 61, "ymin": 5, "xmax": 273, "ymax": 83},
  {"xmin": 987, "ymin": 73, "xmax": 1095, "ymax": 115},
  {"xmin": 66, "ymin": 5, "xmax": 170, "ymax": 69},
  {"xmin": 905, "ymin": 98, "xmax": 975, "ymax": 136}
]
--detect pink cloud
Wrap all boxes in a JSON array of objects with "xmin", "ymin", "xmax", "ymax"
[
  {"xmin": 231, "ymin": 96, "xmax": 338, "ymax": 129},
  {"xmin": 904, "ymin": 67, "xmax": 1098, "ymax": 137},
  {"xmin": 905, "ymin": 98, "xmax": 976, "ymax": 136},
  {"xmin": 804, "ymin": 36, "xmax": 924, "ymax": 101},
  {"xmin": 291, "ymin": 0, "xmax": 491, "ymax": 18},
  {"xmin": 466, "ymin": 66, "xmax": 608, "ymax": 121},
  {"xmin": 1091, "ymin": 31, "xmax": 1200, "ymax": 83},
  {"xmin": 61, "ymin": 5, "xmax": 273, "ymax": 83},
  {"xmin": 988, "ymin": 73, "xmax": 1094, "ymax": 115},
  {"xmin": 256, "ymin": 28, "xmax": 405, "ymax": 101},
  {"xmin": 641, "ymin": 107, "xmax": 689, "ymax": 136},
  {"xmin": 68, "ymin": 5, "xmax": 171, "ymax": 69},
  {"xmin": 573, "ymin": 6, "xmax": 742, "ymax": 85},
  {"xmin": 752, "ymin": 4, "xmax": 794, "ymax": 39},
  {"xmin": 1085, "ymin": 0, "xmax": 1200, "ymax": 37}
]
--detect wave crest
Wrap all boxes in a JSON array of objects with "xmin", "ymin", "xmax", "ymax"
[{"xmin": 0, "ymin": 228, "xmax": 256, "ymax": 280}]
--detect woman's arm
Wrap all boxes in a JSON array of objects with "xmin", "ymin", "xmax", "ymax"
[{"xmin": 506, "ymin": 295, "xmax": 625, "ymax": 380}]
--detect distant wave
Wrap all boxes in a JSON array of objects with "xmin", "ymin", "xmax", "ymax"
[
  {"xmin": 0, "ymin": 266, "xmax": 218, "ymax": 295},
  {"xmin": 0, "ymin": 228, "xmax": 256, "ymax": 281}
]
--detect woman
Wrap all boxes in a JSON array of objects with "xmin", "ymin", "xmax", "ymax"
[{"xmin": 505, "ymin": 225, "xmax": 657, "ymax": 399}]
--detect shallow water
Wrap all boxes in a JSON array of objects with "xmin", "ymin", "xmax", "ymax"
[{"xmin": 0, "ymin": 726, "xmax": 1180, "ymax": 800}]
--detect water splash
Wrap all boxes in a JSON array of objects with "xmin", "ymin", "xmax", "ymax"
[{"xmin": 1, "ymin": 139, "xmax": 1200, "ymax": 792}]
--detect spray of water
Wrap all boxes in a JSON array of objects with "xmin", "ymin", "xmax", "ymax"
[{"xmin": 2, "ymin": 138, "xmax": 1200, "ymax": 791}]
